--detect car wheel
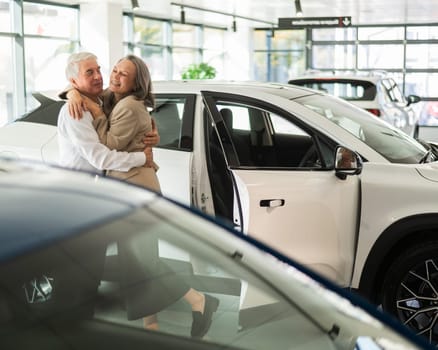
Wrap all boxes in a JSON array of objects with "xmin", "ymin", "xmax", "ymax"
[{"xmin": 382, "ymin": 242, "xmax": 438, "ymax": 344}]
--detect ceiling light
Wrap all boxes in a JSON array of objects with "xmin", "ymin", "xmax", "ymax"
[
  {"xmin": 131, "ymin": 0, "xmax": 139, "ymax": 10},
  {"xmin": 295, "ymin": 0, "xmax": 303, "ymax": 17},
  {"xmin": 180, "ymin": 6, "xmax": 185, "ymax": 24}
]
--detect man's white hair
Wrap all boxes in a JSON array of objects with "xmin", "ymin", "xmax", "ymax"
[{"xmin": 65, "ymin": 52, "xmax": 97, "ymax": 80}]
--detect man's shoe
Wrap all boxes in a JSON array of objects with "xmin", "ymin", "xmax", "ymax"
[{"xmin": 191, "ymin": 294, "xmax": 219, "ymax": 338}]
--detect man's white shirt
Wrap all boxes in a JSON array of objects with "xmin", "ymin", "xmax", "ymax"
[{"xmin": 57, "ymin": 104, "xmax": 145, "ymax": 173}]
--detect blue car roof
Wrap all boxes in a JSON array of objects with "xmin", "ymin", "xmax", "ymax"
[{"xmin": 0, "ymin": 183, "xmax": 135, "ymax": 263}]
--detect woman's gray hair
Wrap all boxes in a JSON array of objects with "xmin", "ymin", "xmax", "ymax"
[
  {"xmin": 65, "ymin": 52, "xmax": 98, "ymax": 80},
  {"xmin": 119, "ymin": 55, "xmax": 155, "ymax": 108}
]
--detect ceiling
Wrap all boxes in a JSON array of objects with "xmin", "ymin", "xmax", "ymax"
[
  {"xmin": 166, "ymin": 0, "xmax": 438, "ymax": 26},
  {"xmin": 59, "ymin": 0, "xmax": 438, "ymax": 27}
]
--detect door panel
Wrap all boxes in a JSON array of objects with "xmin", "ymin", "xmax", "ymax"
[
  {"xmin": 231, "ymin": 168, "xmax": 359, "ymax": 285},
  {"xmin": 155, "ymin": 148, "xmax": 191, "ymax": 204}
]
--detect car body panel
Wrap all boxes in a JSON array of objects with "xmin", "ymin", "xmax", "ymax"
[
  {"xmin": 154, "ymin": 147, "xmax": 192, "ymax": 203},
  {"xmin": 0, "ymin": 121, "xmax": 57, "ymax": 162}
]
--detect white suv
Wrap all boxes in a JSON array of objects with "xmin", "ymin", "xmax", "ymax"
[
  {"xmin": 289, "ymin": 73, "xmax": 421, "ymax": 135},
  {"xmin": 1, "ymin": 81, "xmax": 438, "ymax": 342}
]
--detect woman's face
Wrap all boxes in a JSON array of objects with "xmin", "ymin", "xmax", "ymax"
[{"xmin": 109, "ymin": 59, "xmax": 136, "ymax": 95}]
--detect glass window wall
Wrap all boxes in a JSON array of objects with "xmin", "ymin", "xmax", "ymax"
[
  {"xmin": 124, "ymin": 14, "xmax": 225, "ymax": 81},
  {"xmin": 256, "ymin": 24, "xmax": 438, "ymax": 102},
  {"xmin": 312, "ymin": 27, "xmax": 357, "ymax": 41},
  {"xmin": 254, "ymin": 29, "xmax": 306, "ymax": 82},
  {"xmin": 312, "ymin": 45, "xmax": 356, "ymax": 70},
  {"xmin": 358, "ymin": 26, "xmax": 404, "ymax": 41},
  {"xmin": 0, "ymin": 0, "xmax": 11, "ymax": 32},
  {"xmin": 0, "ymin": 36, "xmax": 14, "ymax": 125},
  {"xmin": 0, "ymin": 1, "xmax": 78, "ymax": 125},
  {"xmin": 23, "ymin": 2, "xmax": 78, "ymax": 111},
  {"xmin": 406, "ymin": 44, "xmax": 438, "ymax": 69},
  {"xmin": 357, "ymin": 44, "xmax": 404, "ymax": 70}
]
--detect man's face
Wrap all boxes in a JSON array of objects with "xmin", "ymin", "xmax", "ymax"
[{"xmin": 70, "ymin": 58, "xmax": 103, "ymax": 98}]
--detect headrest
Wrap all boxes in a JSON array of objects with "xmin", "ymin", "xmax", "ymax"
[{"xmin": 220, "ymin": 108, "xmax": 233, "ymax": 129}]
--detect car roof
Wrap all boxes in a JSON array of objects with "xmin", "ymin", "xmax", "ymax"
[
  {"xmin": 153, "ymin": 80, "xmax": 319, "ymax": 99},
  {"xmin": 0, "ymin": 158, "xmax": 159, "ymax": 262}
]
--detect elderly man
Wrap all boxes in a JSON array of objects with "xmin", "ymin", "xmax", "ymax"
[{"xmin": 57, "ymin": 51, "xmax": 158, "ymax": 173}]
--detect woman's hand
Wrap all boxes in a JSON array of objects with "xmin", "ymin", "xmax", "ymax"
[
  {"xmin": 143, "ymin": 118, "xmax": 160, "ymax": 147},
  {"xmin": 144, "ymin": 147, "xmax": 154, "ymax": 168},
  {"xmin": 82, "ymin": 96, "xmax": 103, "ymax": 119},
  {"xmin": 66, "ymin": 89, "xmax": 87, "ymax": 120}
]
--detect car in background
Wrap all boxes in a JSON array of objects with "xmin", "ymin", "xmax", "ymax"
[
  {"xmin": 1, "ymin": 81, "xmax": 438, "ymax": 343},
  {"xmin": 0, "ymin": 157, "xmax": 433, "ymax": 350},
  {"xmin": 419, "ymin": 101, "xmax": 438, "ymax": 126},
  {"xmin": 288, "ymin": 73, "xmax": 421, "ymax": 135},
  {"xmin": 0, "ymin": 93, "xmax": 62, "ymax": 162}
]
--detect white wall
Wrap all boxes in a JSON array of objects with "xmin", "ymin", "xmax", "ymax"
[{"xmin": 79, "ymin": 2, "xmax": 124, "ymax": 83}]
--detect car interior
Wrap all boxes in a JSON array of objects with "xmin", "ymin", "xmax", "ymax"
[
  {"xmin": 151, "ymin": 101, "xmax": 183, "ymax": 149},
  {"xmin": 204, "ymin": 101, "xmax": 336, "ymax": 223}
]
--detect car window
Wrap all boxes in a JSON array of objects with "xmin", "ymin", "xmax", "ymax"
[
  {"xmin": 0, "ymin": 207, "xmax": 364, "ymax": 350},
  {"xmin": 214, "ymin": 102, "xmax": 329, "ymax": 169},
  {"xmin": 295, "ymin": 93, "xmax": 426, "ymax": 163},
  {"xmin": 380, "ymin": 78, "xmax": 406, "ymax": 103},
  {"xmin": 290, "ymin": 79, "xmax": 377, "ymax": 101},
  {"xmin": 270, "ymin": 113, "xmax": 308, "ymax": 136},
  {"xmin": 152, "ymin": 95, "xmax": 195, "ymax": 150}
]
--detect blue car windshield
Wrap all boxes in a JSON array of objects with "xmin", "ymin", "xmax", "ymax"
[{"xmin": 295, "ymin": 94, "xmax": 426, "ymax": 164}]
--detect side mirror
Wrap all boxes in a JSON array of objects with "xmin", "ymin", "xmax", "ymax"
[
  {"xmin": 335, "ymin": 146, "xmax": 363, "ymax": 180},
  {"xmin": 407, "ymin": 95, "xmax": 421, "ymax": 106}
]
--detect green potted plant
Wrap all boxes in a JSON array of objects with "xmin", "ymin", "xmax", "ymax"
[{"xmin": 181, "ymin": 62, "xmax": 216, "ymax": 79}]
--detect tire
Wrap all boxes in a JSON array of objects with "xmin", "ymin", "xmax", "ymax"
[{"xmin": 382, "ymin": 242, "xmax": 438, "ymax": 345}]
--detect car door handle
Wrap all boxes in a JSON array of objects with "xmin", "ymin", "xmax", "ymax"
[{"xmin": 260, "ymin": 199, "xmax": 285, "ymax": 208}]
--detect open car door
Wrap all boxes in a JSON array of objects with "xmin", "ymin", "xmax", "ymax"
[{"xmin": 202, "ymin": 90, "xmax": 360, "ymax": 287}]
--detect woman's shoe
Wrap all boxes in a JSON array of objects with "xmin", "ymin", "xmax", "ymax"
[{"xmin": 191, "ymin": 294, "xmax": 219, "ymax": 338}]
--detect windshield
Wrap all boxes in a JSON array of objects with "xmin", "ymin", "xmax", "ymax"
[
  {"xmin": 0, "ymin": 201, "xmax": 420, "ymax": 350},
  {"xmin": 295, "ymin": 94, "xmax": 426, "ymax": 163}
]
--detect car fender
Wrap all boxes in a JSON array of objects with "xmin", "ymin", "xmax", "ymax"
[{"xmin": 351, "ymin": 162, "xmax": 438, "ymax": 296}]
